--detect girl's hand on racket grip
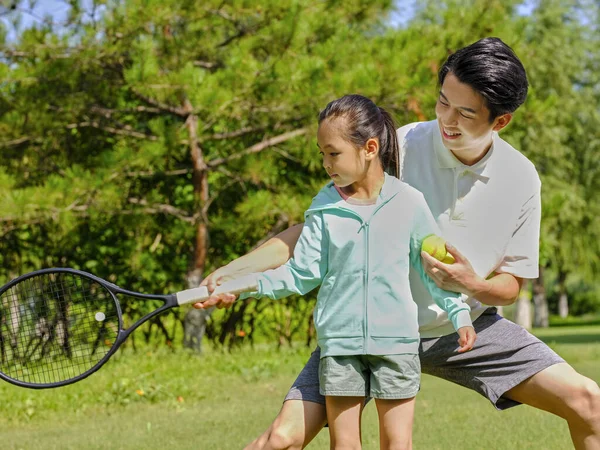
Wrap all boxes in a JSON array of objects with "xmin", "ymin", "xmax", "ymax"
[
  {"xmin": 196, "ymin": 265, "xmax": 240, "ymax": 309},
  {"xmin": 193, "ymin": 274, "xmax": 258, "ymax": 310},
  {"xmin": 200, "ymin": 264, "xmax": 237, "ymax": 294},
  {"xmin": 193, "ymin": 290, "xmax": 236, "ymax": 309},
  {"xmin": 457, "ymin": 326, "xmax": 476, "ymax": 353}
]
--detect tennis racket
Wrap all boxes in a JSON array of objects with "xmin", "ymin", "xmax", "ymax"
[{"xmin": 0, "ymin": 268, "xmax": 256, "ymax": 389}]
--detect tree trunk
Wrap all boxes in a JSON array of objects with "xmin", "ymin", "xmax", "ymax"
[
  {"xmin": 183, "ymin": 307, "xmax": 212, "ymax": 352},
  {"xmin": 558, "ymin": 270, "xmax": 569, "ymax": 318},
  {"xmin": 532, "ymin": 265, "xmax": 549, "ymax": 328},
  {"xmin": 513, "ymin": 280, "xmax": 532, "ymax": 330},
  {"xmin": 182, "ymin": 102, "xmax": 212, "ymax": 353},
  {"xmin": 558, "ymin": 292, "xmax": 569, "ymax": 319}
]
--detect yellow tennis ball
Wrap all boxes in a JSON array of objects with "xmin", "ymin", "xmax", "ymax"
[
  {"xmin": 442, "ymin": 254, "xmax": 456, "ymax": 264},
  {"xmin": 421, "ymin": 234, "xmax": 449, "ymax": 262}
]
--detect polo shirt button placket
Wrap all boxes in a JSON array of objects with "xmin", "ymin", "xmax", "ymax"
[
  {"xmin": 450, "ymin": 168, "xmax": 459, "ymax": 222},
  {"xmin": 451, "ymin": 168, "xmax": 468, "ymax": 223}
]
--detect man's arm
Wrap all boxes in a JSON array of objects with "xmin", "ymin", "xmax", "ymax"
[
  {"xmin": 217, "ymin": 224, "xmax": 303, "ymax": 278},
  {"xmin": 464, "ymin": 269, "xmax": 524, "ymax": 306},
  {"xmin": 421, "ymin": 243, "xmax": 524, "ymax": 306},
  {"xmin": 423, "ymin": 183, "xmax": 541, "ymax": 307},
  {"xmin": 240, "ymin": 214, "xmax": 328, "ymax": 301},
  {"xmin": 194, "ymin": 223, "xmax": 303, "ymax": 309}
]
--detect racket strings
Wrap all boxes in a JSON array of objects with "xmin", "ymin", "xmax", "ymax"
[{"xmin": 0, "ymin": 273, "xmax": 119, "ymax": 385}]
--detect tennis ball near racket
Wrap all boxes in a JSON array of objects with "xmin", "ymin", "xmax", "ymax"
[{"xmin": 421, "ymin": 234, "xmax": 454, "ymax": 264}]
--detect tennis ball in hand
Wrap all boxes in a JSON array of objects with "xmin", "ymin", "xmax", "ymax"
[
  {"xmin": 421, "ymin": 234, "xmax": 454, "ymax": 264},
  {"xmin": 442, "ymin": 254, "xmax": 456, "ymax": 264}
]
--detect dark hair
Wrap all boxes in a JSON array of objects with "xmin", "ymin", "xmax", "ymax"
[
  {"xmin": 438, "ymin": 37, "xmax": 528, "ymax": 121},
  {"xmin": 318, "ymin": 94, "xmax": 400, "ymax": 178}
]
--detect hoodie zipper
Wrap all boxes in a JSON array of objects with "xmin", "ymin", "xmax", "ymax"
[
  {"xmin": 322, "ymin": 207, "xmax": 370, "ymax": 351},
  {"xmin": 307, "ymin": 190, "xmax": 397, "ymax": 354},
  {"xmin": 363, "ymin": 221, "xmax": 369, "ymax": 352},
  {"xmin": 361, "ymin": 201, "xmax": 389, "ymax": 353}
]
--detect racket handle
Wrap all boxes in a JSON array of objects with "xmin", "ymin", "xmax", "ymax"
[{"xmin": 176, "ymin": 275, "xmax": 259, "ymax": 306}]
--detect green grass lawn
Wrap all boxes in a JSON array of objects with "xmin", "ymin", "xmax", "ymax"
[{"xmin": 0, "ymin": 325, "xmax": 598, "ymax": 449}]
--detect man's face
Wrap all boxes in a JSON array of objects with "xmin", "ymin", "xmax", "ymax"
[{"xmin": 435, "ymin": 72, "xmax": 511, "ymax": 162}]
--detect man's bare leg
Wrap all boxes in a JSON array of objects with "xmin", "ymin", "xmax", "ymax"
[
  {"xmin": 244, "ymin": 400, "xmax": 327, "ymax": 450},
  {"xmin": 505, "ymin": 363, "xmax": 600, "ymax": 450}
]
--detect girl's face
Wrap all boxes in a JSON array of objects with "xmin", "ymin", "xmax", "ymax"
[{"xmin": 317, "ymin": 118, "xmax": 367, "ymax": 188}]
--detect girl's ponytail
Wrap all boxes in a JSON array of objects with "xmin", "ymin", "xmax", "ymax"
[{"xmin": 378, "ymin": 107, "xmax": 400, "ymax": 178}]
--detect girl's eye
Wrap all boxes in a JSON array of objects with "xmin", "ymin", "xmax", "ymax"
[
  {"xmin": 330, "ymin": 153, "xmax": 339, "ymax": 157},
  {"xmin": 459, "ymin": 113, "xmax": 473, "ymax": 119},
  {"xmin": 439, "ymin": 100, "xmax": 448, "ymax": 107}
]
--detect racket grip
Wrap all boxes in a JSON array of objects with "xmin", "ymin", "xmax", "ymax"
[{"xmin": 176, "ymin": 275, "xmax": 259, "ymax": 306}]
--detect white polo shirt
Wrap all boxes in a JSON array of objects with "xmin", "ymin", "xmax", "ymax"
[{"xmin": 399, "ymin": 120, "xmax": 541, "ymax": 338}]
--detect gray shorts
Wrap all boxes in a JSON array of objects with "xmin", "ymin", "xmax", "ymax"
[
  {"xmin": 284, "ymin": 308, "xmax": 565, "ymax": 410},
  {"xmin": 319, "ymin": 354, "xmax": 420, "ymax": 399}
]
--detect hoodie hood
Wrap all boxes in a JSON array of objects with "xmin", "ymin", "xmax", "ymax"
[{"xmin": 306, "ymin": 173, "xmax": 407, "ymax": 216}]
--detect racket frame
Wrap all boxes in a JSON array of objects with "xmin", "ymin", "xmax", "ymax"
[{"xmin": 0, "ymin": 268, "xmax": 177, "ymax": 389}]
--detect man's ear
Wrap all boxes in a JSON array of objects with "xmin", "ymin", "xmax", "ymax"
[
  {"xmin": 493, "ymin": 113, "xmax": 513, "ymax": 132},
  {"xmin": 365, "ymin": 138, "xmax": 379, "ymax": 160}
]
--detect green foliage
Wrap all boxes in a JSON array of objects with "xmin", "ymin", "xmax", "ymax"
[
  {"xmin": 556, "ymin": 281, "xmax": 600, "ymax": 316},
  {"xmin": 1, "ymin": 0, "xmax": 599, "ymax": 347},
  {"xmin": 0, "ymin": 0, "xmax": 400, "ymax": 345}
]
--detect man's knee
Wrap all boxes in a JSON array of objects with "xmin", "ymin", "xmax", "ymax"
[
  {"xmin": 568, "ymin": 377, "xmax": 600, "ymax": 429},
  {"xmin": 246, "ymin": 415, "xmax": 306, "ymax": 450},
  {"xmin": 244, "ymin": 427, "xmax": 271, "ymax": 450},
  {"xmin": 264, "ymin": 424, "xmax": 304, "ymax": 450},
  {"xmin": 246, "ymin": 399, "xmax": 325, "ymax": 449}
]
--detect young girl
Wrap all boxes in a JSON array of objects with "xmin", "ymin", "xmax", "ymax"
[{"xmin": 220, "ymin": 95, "xmax": 475, "ymax": 449}]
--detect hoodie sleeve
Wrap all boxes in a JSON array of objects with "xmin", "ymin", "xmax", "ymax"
[
  {"xmin": 408, "ymin": 192, "xmax": 472, "ymax": 331},
  {"xmin": 240, "ymin": 212, "xmax": 328, "ymax": 300}
]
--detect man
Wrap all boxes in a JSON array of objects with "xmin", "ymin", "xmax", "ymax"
[{"xmin": 196, "ymin": 38, "xmax": 600, "ymax": 449}]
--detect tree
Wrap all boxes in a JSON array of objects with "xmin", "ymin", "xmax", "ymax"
[
  {"xmin": 513, "ymin": 281, "xmax": 533, "ymax": 330},
  {"xmin": 2, "ymin": 0, "xmax": 599, "ymax": 348},
  {"xmin": 0, "ymin": 0, "xmax": 399, "ymax": 349}
]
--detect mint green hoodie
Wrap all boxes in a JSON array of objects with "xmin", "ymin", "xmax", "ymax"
[{"xmin": 244, "ymin": 174, "xmax": 472, "ymax": 357}]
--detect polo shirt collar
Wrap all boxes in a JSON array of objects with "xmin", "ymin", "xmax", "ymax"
[{"xmin": 432, "ymin": 123, "xmax": 496, "ymax": 181}]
